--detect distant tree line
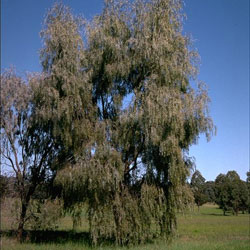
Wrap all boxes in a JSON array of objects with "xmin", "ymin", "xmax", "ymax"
[
  {"xmin": 2, "ymin": 169, "xmax": 248, "ymax": 219},
  {"xmin": 190, "ymin": 170, "xmax": 249, "ymax": 215}
]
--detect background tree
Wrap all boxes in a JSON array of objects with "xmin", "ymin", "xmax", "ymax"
[
  {"xmin": 0, "ymin": 69, "xmax": 56, "ymax": 241},
  {"xmin": 225, "ymin": 171, "xmax": 241, "ymax": 215},
  {"xmin": 215, "ymin": 171, "xmax": 247, "ymax": 216},
  {"xmin": 238, "ymin": 180, "xmax": 248, "ymax": 214},
  {"xmin": 0, "ymin": 175, "xmax": 8, "ymax": 200},
  {"xmin": 215, "ymin": 174, "xmax": 229, "ymax": 215},
  {"xmin": 204, "ymin": 181, "xmax": 216, "ymax": 203},
  {"xmin": 247, "ymin": 172, "xmax": 250, "ymax": 213},
  {"xmin": 190, "ymin": 170, "xmax": 207, "ymax": 210},
  {"xmin": 31, "ymin": 0, "xmax": 215, "ymax": 245}
]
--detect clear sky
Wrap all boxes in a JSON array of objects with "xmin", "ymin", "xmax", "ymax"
[{"xmin": 1, "ymin": 0, "xmax": 249, "ymax": 181}]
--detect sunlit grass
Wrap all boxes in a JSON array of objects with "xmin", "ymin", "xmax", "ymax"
[{"xmin": 1, "ymin": 203, "xmax": 249, "ymax": 250}]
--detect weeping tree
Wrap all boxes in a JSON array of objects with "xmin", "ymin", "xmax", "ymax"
[
  {"xmin": 33, "ymin": 3, "xmax": 97, "ymax": 228},
  {"xmin": 37, "ymin": 0, "xmax": 215, "ymax": 245}
]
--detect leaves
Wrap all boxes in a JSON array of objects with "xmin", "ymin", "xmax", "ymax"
[
  {"xmin": 51, "ymin": 0, "xmax": 215, "ymax": 245},
  {"xmin": 2, "ymin": 0, "xmax": 215, "ymax": 245}
]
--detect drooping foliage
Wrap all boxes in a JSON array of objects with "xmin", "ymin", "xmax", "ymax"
[
  {"xmin": 37, "ymin": 4, "xmax": 96, "ymax": 163},
  {"xmin": 37, "ymin": 0, "xmax": 215, "ymax": 245}
]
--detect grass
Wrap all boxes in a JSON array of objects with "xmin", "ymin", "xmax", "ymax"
[
  {"xmin": 1, "ymin": 202, "xmax": 249, "ymax": 250},
  {"xmin": 175, "ymin": 204, "xmax": 249, "ymax": 250}
]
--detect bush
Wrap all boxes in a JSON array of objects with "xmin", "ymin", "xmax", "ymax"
[{"xmin": 9, "ymin": 198, "xmax": 63, "ymax": 231}]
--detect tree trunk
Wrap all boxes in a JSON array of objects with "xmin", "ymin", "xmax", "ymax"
[
  {"xmin": 72, "ymin": 218, "xmax": 77, "ymax": 231},
  {"xmin": 235, "ymin": 208, "xmax": 238, "ymax": 216},
  {"xmin": 17, "ymin": 200, "xmax": 29, "ymax": 242},
  {"xmin": 17, "ymin": 185, "xmax": 36, "ymax": 242}
]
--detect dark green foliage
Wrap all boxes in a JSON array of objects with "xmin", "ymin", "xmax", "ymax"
[
  {"xmin": 0, "ymin": 175, "xmax": 8, "ymax": 199},
  {"xmin": 225, "ymin": 171, "xmax": 241, "ymax": 215},
  {"xmin": 191, "ymin": 170, "xmax": 207, "ymax": 209},
  {"xmin": 215, "ymin": 171, "xmax": 248, "ymax": 215},
  {"xmin": 0, "ymin": 176, "xmax": 18, "ymax": 199},
  {"xmin": 247, "ymin": 172, "xmax": 250, "ymax": 213},
  {"xmin": 238, "ymin": 180, "xmax": 248, "ymax": 214},
  {"xmin": 204, "ymin": 181, "xmax": 216, "ymax": 203},
  {"xmin": 215, "ymin": 174, "xmax": 229, "ymax": 215}
]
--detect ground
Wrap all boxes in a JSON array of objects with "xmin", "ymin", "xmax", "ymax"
[{"xmin": 1, "ymin": 201, "xmax": 249, "ymax": 250}]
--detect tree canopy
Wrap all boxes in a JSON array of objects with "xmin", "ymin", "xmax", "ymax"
[
  {"xmin": 0, "ymin": 69, "xmax": 57, "ymax": 240},
  {"xmin": 215, "ymin": 171, "xmax": 248, "ymax": 215},
  {"xmin": 1, "ymin": 0, "xmax": 216, "ymax": 245},
  {"xmin": 39, "ymin": 0, "xmax": 215, "ymax": 245},
  {"xmin": 191, "ymin": 170, "xmax": 207, "ymax": 209}
]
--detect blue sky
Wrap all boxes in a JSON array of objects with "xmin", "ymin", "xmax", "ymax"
[{"xmin": 1, "ymin": 0, "xmax": 249, "ymax": 181}]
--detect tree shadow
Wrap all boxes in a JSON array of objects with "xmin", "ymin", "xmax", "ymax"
[
  {"xmin": 205, "ymin": 213, "xmax": 229, "ymax": 216},
  {"xmin": 1, "ymin": 229, "xmax": 91, "ymax": 245}
]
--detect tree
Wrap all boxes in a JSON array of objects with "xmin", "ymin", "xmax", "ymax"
[
  {"xmin": 190, "ymin": 170, "xmax": 207, "ymax": 210},
  {"xmin": 247, "ymin": 172, "xmax": 250, "ymax": 213},
  {"xmin": 238, "ymin": 180, "xmax": 248, "ymax": 214},
  {"xmin": 204, "ymin": 181, "xmax": 216, "ymax": 203},
  {"xmin": 35, "ymin": 0, "xmax": 215, "ymax": 245},
  {"xmin": 226, "ymin": 171, "xmax": 242, "ymax": 215},
  {"xmin": 0, "ymin": 175, "xmax": 8, "ymax": 200},
  {"xmin": 215, "ymin": 174, "xmax": 229, "ymax": 215},
  {"xmin": 0, "ymin": 69, "xmax": 56, "ymax": 241},
  {"xmin": 215, "ymin": 171, "xmax": 247, "ymax": 216},
  {"xmin": 38, "ymin": 3, "xmax": 95, "ymax": 162}
]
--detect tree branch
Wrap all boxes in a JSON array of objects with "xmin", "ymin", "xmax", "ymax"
[{"xmin": 1, "ymin": 152, "xmax": 18, "ymax": 176}]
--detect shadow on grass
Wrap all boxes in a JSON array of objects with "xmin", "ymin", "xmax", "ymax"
[
  {"xmin": 204, "ymin": 213, "xmax": 228, "ymax": 216},
  {"xmin": 1, "ymin": 229, "xmax": 91, "ymax": 245},
  {"xmin": 1, "ymin": 230, "xmax": 157, "ymax": 247}
]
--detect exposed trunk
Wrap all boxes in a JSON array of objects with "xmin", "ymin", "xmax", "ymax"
[
  {"xmin": 17, "ymin": 184, "xmax": 36, "ymax": 242},
  {"xmin": 17, "ymin": 199, "xmax": 29, "ymax": 242},
  {"xmin": 72, "ymin": 217, "xmax": 77, "ymax": 231},
  {"xmin": 235, "ymin": 208, "xmax": 238, "ymax": 216},
  {"xmin": 123, "ymin": 167, "xmax": 130, "ymax": 186},
  {"xmin": 113, "ymin": 205, "xmax": 121, "ymax": 245}
]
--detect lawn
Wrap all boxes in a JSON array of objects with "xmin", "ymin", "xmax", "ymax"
[{"xmin": 1, "ymin": 203, "xmax": 249, "ymax": 250}]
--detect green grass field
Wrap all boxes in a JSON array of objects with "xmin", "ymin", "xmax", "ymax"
[{"xmin": 1, "ymin": 203, "xmax": 249, "ymax": 250}]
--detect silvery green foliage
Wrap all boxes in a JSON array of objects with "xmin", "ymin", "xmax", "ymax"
[
  {"xmin": 27, "ymin": 199, "xmax": 63, "ymax": 231},
  {"xmin": 0, "ymin": 69, "xmax": 57, "ymax": 240},
  {"xmin": 38, "ymin": 4, "xmax": 95, "ymax": 159},
  {"xmin": 1, "ymin": 70, "xmax": 31, "ymax": 170},
  {"xmin": 40, "ymin": 0, "xmax": 215, "ymax": 245}
]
